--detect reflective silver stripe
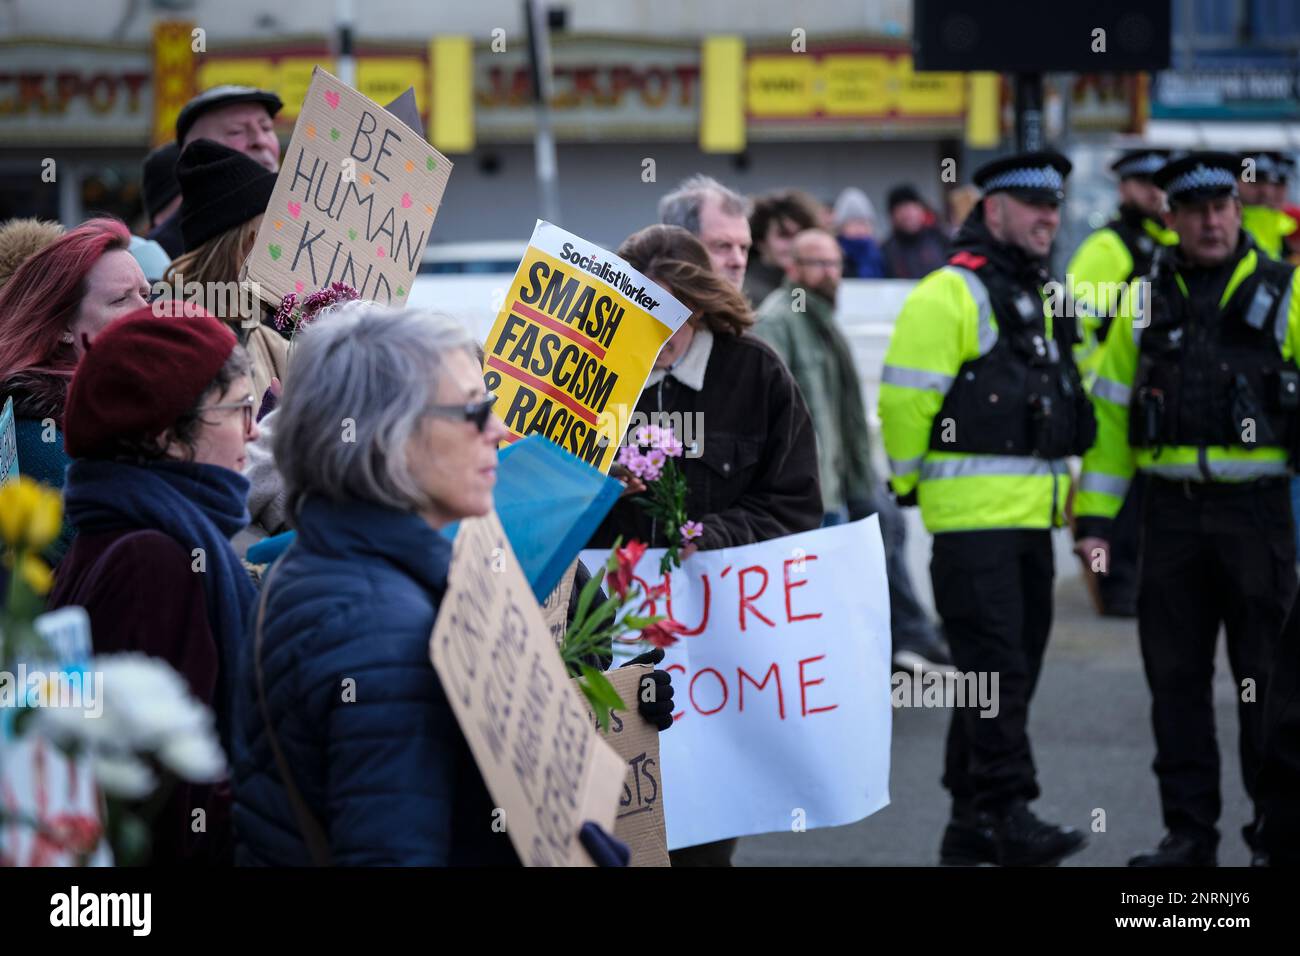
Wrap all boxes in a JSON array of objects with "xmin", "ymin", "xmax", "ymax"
[
  {"xmin": 1274, "ymin": 276, "xmax": 1294, "ymax": 352},
  {"xmin": 1079, "ymin": 472, "xmax": 1130, "ymax": 498},
  {"xmin": 889, "ymin": 454, "xmax": 924, "ymax": 476},
  {"xmin": 1091, "ymin": 376, "xmax": 1131, "ymax": 406},
  {"xmin": 1144, "ymin": 458, "xmax": 1290, "ymax": 482},
  {"xmin": 943, "ymin": 266, "xmax": 998, "ymax": 356},
  {"xmin": 880, "ymin": 365, "xmax": 955, "ymax": 392},
  {"xmin": 1244, "ymin": 281, "xmax": 1276, "ymax": 331},
  {"xmin": 920, "ymin": 455, "xmax": 1067, "ymax": 480}
]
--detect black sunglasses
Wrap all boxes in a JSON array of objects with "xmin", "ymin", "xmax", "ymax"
[{"xmin": 425, "ymin": 393, "xmax": 497, "ymax": 432}]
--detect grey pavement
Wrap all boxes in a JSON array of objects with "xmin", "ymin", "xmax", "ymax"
[{"xmin": 733, "ymin": 532, "xmax": 1256, "ymax": 867}]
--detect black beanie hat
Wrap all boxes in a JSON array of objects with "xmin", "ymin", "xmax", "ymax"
[
  {"xmin": 142, "ymin": 142, "xmax": 181, "ymax": 221},
  {"xmin": 887, "ymin": 184, "xmax": 925, "ymax": 212},
  {"xmin": 176, "ymin": 138, "xmax": 278, "ymax": 251}
]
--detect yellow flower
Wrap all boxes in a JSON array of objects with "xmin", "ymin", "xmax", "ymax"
[
  {"xmin": 0, "ymin": 476, "xmax": 62, "ymax": 551},
  {"xmin": 19, "ymin": 553, "xmax": 54, "ymax": 596}
]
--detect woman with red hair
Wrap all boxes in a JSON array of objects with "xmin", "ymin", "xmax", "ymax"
[
  {"xmin": 0, "ymin": 219, "xmax": 149, "ymax": 480},
  {"xmin": 0, "ymin": 218, "xmax": 149, "ymax": 556}
]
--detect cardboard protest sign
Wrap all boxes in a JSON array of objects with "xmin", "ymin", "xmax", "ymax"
[
  {"xmin": 1, "ymin": 396, "xmax": 17, "ymax": 483},
  {"xmin": 541, "ymin": 561, "xmax": 579, "ymax": 645},
  {"xmin": 243, "ymin": 67, "xmax": 451, "ymax": 309},
  {"xmin": 576, "ymin": 664, "xmax": 670, "ymax": 867},
  {"xmin": 482, "ymin": 221, "xmax": 691, "ymax": 472},
  {"xmin": 429, "ymin": 510, "xmax": 625, "ymax": 866},
  {"xmin": 580, "ymin": 517, "xmax": 893, "ymax": 849}
]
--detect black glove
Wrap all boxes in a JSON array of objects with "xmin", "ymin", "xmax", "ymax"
[
  {"xmin": 620, "ymin": 647, "xmax": 675, "ymax": 732},
  {"xmin": 894, "ymin": 488, "xmax": 918, "ymax": 508},
  {"xmin": 579, "ymin": 821, "xmax": 630, "ymax": 867}
]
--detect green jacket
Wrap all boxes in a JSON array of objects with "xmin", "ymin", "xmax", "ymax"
[
  {"xmin": 1067, "ymin": 214, "xmax": 1178, "ymax": 381},
  {"xmin": 1242, "ymin": 204, "xmax": 1298, "ymax": 261},
  {"xmin": 1076, "ymin": 238, "xmax": 1300, "ymax": 534},
  {"xmin": 752, "ymin": 281, "xmax": 875, "ymax": 513},
  {"xmin": 878, "ymin": 265, "xmax": 1072, "ymax": 533}
]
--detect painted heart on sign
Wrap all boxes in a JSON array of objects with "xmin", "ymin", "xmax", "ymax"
[
  {"xmin": 347, "ymin": 228, "xmax": 357, "ymax": 241},
  {"xmin": 306, "ymin": 125, "xmax": 317, "ymax": 138},
  {"xmin": 400, "ymin": 193, "xmax": 412, "ymax": 209},
  {"xmin": 404, "ymin": 160, "xmax": 415, "ymax": 173},
  {"xmin": 396, "ymin": 286, "xmax": 405, "ymax": 297},
  {"xmin": 273, "ymin": 220, "xmax": 283, "ymax": 230},
  {"xmin": 295, "ymin": 280, "xmax": 305, "ymax": 293},
  {"xmin": 324, "ymin": 90, "xmax": 340, "ymax": 109},
  {"xmin": 268, "ymin": 244, "xmax": 282, "ymax": 260},
  {"xmin": 330, "ymin": 128, "xmax": 340, "ymax": 141},
  {"xmin": 426, "ymin": 156, "xmax": 436, "ymax": 171},
  {"xmin": 425, "ymin": 205, "xmax": 433, "ymax": 215},
  {"xmin": 376, "ymin": 246, "xmax": 386, "ymax": 258},
  {"xmin": 287, "ymin": 201, "xmax": 301, "ymax": 219}
]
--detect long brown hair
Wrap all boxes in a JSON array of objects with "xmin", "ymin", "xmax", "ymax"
[
  {"xmin": 164, "ymin": 217, "xmax": 260, "ymax": 289},
  {"xmin": 617, "ymin": 225, "xmax": 754, "ymax": 336}
]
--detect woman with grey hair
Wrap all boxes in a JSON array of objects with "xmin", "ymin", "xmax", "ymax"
[
  {"xmin": 230, "ymin": 303, "xmax": 518, "ymax": 865},
  {"xmin": 231, "ymin": 302, "xmax": 629, "ymax": 867}
]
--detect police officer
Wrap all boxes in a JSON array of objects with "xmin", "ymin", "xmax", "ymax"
[
  {"xmin": 1067, "ymin": 150, "xmax": 1181, "ymax": 618},
  {"xmin": 1239, "ymin": 151, "xmax": 1297, "ymax": 261},
  {"xmin": 879, "ymin": 151, "xmax": 1093, "ymax": 866},
  {"xmin": 1075, "ymin": 151, "xmax": 1300, "ymax": 866}
]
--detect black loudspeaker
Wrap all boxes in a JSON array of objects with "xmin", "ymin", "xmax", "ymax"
[{"xmin": 913, "ymin": 0, "xmax": 1171, "ymax": 73}]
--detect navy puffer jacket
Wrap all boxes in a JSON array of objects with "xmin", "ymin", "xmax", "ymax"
[{"xmin": 231, "ymin": 495, "xmax": 519, "ymax": 866}]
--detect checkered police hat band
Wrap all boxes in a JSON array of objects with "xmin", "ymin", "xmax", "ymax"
[
  {"xmin": 1167, "ymin": 165, "xmax": 1237, "ymax": 196},
  {"xmin": 1117, "ymin": 155, "xmax": 1166, "ymax": 177},
  {"xmin": 982, "ymin": 165, "xmax": 1063, "ymax": 193}
]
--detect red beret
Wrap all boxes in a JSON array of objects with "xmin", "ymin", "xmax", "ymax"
[{"xmin": 64, "ymin": 300, "xmax": 238, "ymax": 459}]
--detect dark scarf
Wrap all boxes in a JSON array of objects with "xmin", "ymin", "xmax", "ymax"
[
  {"xmin": 63, "ymin": 458, "xmax": 256, "ymax": 743},
  {"xmin": 951, "ymin": 200, "xmax": 1051, "ymax": 289}
]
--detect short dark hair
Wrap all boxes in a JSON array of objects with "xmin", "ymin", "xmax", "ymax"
[
  {"xmin": 748, "ymin": 190, "xmax": 823, "ymax": 253},
  {"xmin": 109, "ymin": 345, "xmax": 251, "ymax": 464}
]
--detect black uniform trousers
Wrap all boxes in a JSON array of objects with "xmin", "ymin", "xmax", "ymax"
[
  {"xmin": 1257, "ymin": 588, "xmax": 1300, "ymax": 865},
  {"xmin": 1137, "ymin": 476, "xmax": 1297, "ymax": 846},
  {"xmin": 932, "ymin": 529, "xmax": 1055, "ymax": 814},
  {"xmin": 1099, "ymin": 473, "xmax": 1145, "ymax": 613}
]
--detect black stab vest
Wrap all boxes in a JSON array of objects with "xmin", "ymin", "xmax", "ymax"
[
  {"xmin": 929, "ymin": 259, "xmax": 1097, "ymax": 458},
  {"xmin": 1129, "ymin": 249, "xmax": 1299, "ymax": 451}
]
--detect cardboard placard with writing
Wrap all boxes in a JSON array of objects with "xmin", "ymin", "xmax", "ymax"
[
  {"xmin": 580, "ymin": 516, "xmax": 893, "ymax": 849},
  {"xmin": 243, "ymin": 66, "xmax": 451, "ymax": 308},
  {"xmin": 576, "ymin": 664, "xmax": 670, "ymax": 867},
  {"xmin": 429, "ymin": 511, "xmax": 624, "ymax": 866},
  {"xmin": 482, "ymin": 220, "xmax": 691, "ymax": 473},
  {"xmin": 541, "ymin": 559, "xmax": 579, "ymax": 645}
]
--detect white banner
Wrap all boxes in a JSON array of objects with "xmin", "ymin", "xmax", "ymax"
[{"xmin": 580, "ymin": 516, "xmax": 892, "ymax": 850}]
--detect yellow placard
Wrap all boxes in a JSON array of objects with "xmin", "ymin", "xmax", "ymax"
[{"xmin": 481, "ymin": 222, "xmax": 690, "ymax": 473}]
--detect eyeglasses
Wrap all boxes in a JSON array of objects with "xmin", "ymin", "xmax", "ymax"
[
  {"xmin": 197, "ymin": 394, "xmax": 255, "ymax": 433},
  {"xmin": 425, "ymin": 393, "xmax": 498, "ymax": 432}
]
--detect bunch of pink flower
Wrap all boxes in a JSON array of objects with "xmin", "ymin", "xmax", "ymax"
[{"xmin": 616, "ymin": 423, "xmax": 684, "ymax": 482}]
